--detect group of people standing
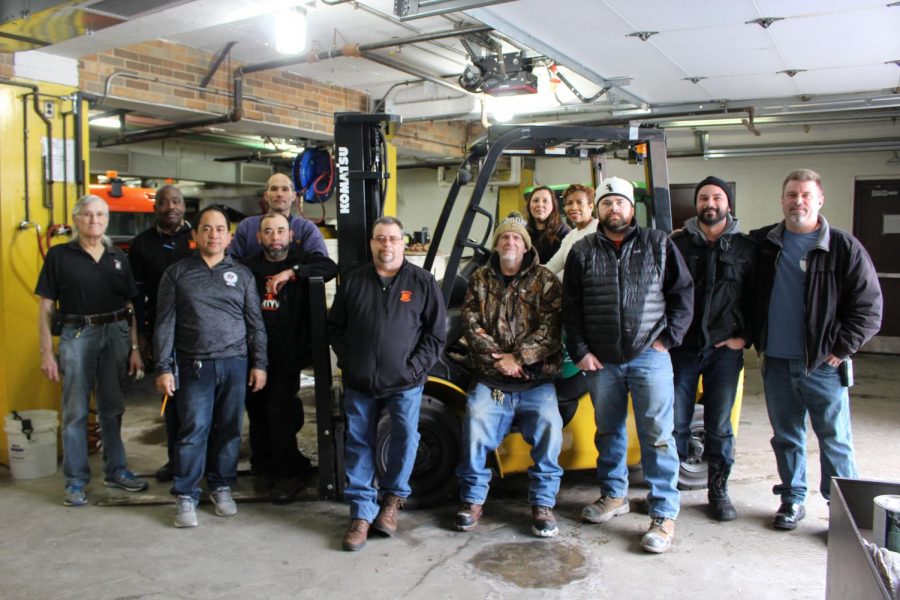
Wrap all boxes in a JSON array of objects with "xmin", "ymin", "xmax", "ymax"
[
  {"xmin": 37, "ymin": 174, "xmax": 338, "ymax": 527},
  {"xmin": 36, "ymin": 167, "xmax": 881, "ymax": 554},
  {"xmin": 338, "ymin": 169, "xmax": 881, "ymax": 555}
]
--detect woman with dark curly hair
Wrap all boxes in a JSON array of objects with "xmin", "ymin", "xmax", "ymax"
[
  {"xmin": 544, "ymin": 183, "xmax": 598, "ymax": 280},
  {"xmin": 525, "ymin": 186, "xmax": 570, "ymax": 264}
]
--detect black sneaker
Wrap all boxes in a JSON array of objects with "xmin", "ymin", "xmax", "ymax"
[
  {"xmin": 155, "ymin": 463, "xmax": 174, "ymax": 483},
  {"xmin": 269, "ymin": 477, "xmax": 304, "ymax": 504},
  {"xmin": 531, "ymin": 505, "xmax": 559, "ymax": 537}
]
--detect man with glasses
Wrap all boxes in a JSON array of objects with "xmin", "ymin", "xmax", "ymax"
[
  {"xmin": 562, "ymin": 177, "xmax": 693, "ymax": 554},
  {"xmin": 37, "ymin": 194, "xmax": 148, "ymax": 507},
  {"xmin": 328, "ymin": 216, "xmax": 446, "ymax": 551}
]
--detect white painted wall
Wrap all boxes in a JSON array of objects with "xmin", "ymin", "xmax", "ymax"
[
  {"xmin": 393, "ymin": 151, "xmax": 900, "ymax": 236},
  {"xmin": 667, "ymin": 151, "xmax": 900, "ymax": 232}
]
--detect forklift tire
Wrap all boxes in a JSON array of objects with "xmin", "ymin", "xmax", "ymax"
[
  {"xmin": 678, "ymin": 404, "xmax": 707, "ymax": 490},
  {"xmin": 375, "ymin": 395, "xmax": 460, "ymax": 509}
]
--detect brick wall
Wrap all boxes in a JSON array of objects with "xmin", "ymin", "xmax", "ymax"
[{"xmin": 78, "ymin": 40, "xmax": 470, "ymax": 157}]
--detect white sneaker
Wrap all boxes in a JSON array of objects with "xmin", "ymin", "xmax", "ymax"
[
  {"xmin": 210, "ymin": 487, "xmax": 237, "ymax": 517},
  {"xmin": 174, "ymin": 495, "xmax": 198, "ymax": 528}
]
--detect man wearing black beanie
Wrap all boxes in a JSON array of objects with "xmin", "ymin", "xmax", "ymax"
[{"xmin": 670, "ymin": 176, "xmax": 757, "ymax": 521}]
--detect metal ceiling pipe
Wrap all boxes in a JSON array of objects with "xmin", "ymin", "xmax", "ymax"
[
  {"xmin": 96, "ymin": 24, "xmax": 492, "ymax": 147},
  {"xmin": 362, "ymin": 52, "xmax": 478, "ymax": 99},
  {"xmin": 238, "ymin": 24, "xmax": 492, "ymax": 76}
]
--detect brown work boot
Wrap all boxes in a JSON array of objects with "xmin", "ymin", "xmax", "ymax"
[
  {"xmin": 373, "ymin": 494, "xmax": 404, "ymax": 537},
  {"xmin": 342, "ymin": 519, "xmax": 371, "ymax": 551},
  {"xmin": 641, "ymin": 517, "xmax": 676, "ymax": 554},
  {"xmin": 581, "ymin": 495, "xmax": 630, "ymax": 523},
  {"xmin": 531, "ymin": 505, "xmax": 559, "ymax": 538},
  {"xmin": 455, "ymin": 502, "xmax": 484, "ymax": 532}
]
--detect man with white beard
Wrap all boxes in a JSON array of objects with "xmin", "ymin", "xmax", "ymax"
[{"xmin": 454, "ymin": 212, "xmax": 565, "ymax": 538}]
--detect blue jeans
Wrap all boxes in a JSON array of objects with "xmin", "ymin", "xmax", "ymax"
[
  {"xmin": 585, "ymin": 347, "xmax": 680, "ymax": 519},
  {"xmin": 671, "ymin": 346, "xmax": 743, "ymax": 466},
  {"xmin": 172, "ymin": 356, "xmax": 247, "ymax": 502},
  {"xmin": 457, "ymin": 382, "xmax": 563, "ymax": 508},
  {"xmin": 343, "ymin": 385, "xmax": 422, "ymax": 522},
  {"xmin": 762, "ymin": 356, "xmax": 857, "ymax": 503},
  {"xmin": 58, "ymin": 321, "xmax": 131, "ymax": 488}
]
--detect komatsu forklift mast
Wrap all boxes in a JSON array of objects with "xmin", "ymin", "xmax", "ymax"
[{"xmin": 311, "ymin": 112, "xmax": 401, "ymax": 500}]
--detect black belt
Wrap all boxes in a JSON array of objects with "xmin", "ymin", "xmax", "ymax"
[{"xmin": 63, "ymin": 307, "xmax": 132, "ymax": 326}]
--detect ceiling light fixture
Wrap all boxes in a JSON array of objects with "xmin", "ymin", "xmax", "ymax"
[
  {"xmin": 89, "ymin": 116, "xmax": 124, "ymax": 129},
  {"xmin": 274, "ymin": 7, "xmax": 307, "ymax": 55}
]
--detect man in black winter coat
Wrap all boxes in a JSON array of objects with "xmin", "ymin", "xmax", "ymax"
[
  {"xmin": 328, "ymin": 216, "xmax": 447, "ymax": 551},
  {"xmin": 563, "ymin": 176, "xmax": 693, "ymax": 554},
  {"xmin": 750, "ymin": 169, "xmax": 881, "ymax": 531},
  {"xmin": 670, "ymin": 176, "xmax": 757, "ymax": 522}
]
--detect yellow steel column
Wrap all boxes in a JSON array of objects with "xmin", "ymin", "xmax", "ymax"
[
  {"xmin": 496, "ymin": 165, "xmax": 534, "ymax": 220},
  {"xmin": 382, "ymin": 122, "xmax": 399, "ymax": 217}
]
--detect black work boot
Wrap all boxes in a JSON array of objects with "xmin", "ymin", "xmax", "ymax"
[{"xmin": 708, "ymin": 463, "xmax": 738, "ymax": 521}]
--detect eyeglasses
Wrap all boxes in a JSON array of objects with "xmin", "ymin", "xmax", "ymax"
[{"xmin": 373, "ymin": 235, "xmax": 404, "ymax": 244}]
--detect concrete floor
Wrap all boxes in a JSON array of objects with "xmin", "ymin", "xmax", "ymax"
[{"xmin": 2, "ymin": 352, "xmax": 899, "ymax": 600}]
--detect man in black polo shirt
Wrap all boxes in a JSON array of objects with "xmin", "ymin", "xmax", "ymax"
[
  {"xmin": 242, "ymin": 212, "xmax": 337, "ymax": 503},
  {"xmin": 128, "ymin": 184, "xmax": 193, "ymax": 482},
  {"xmin": 37, "ymin": 194, "xmax": 149, "ymax": 507}
]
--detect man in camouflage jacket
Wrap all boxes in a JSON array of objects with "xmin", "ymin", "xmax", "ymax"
[{"xmin": 455, "ymin": 212, "xmax": 564, "ymax": 538}]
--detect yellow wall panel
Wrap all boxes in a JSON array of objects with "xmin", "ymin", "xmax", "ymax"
[{"xmin": 0, "ymin": 80, "xmax": 85, "ymax": 465}]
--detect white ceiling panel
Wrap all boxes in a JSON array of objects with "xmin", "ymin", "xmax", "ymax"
[
  {"xmin": 769, "ymin": 8, "xmax": 900, "ymax": 69},
  {"xmin": 650, "ymin": 26, "xmax": 784, "ymax": 77},
  {"xmin": 24, "ymin": 0, "xmax": 900, "ymax": 127},
  {"xmin": 602, "ymin": 0, "xmax": 759, "ymax": 31}
]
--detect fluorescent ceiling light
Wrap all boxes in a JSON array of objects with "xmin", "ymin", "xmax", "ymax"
[
  {"xmin": 89, "ymin": 116, "xmax": 123, "ymax": 128},
  {"xmin": 274, "ymin": 8, "xmax": 307, "ymax": 55}
]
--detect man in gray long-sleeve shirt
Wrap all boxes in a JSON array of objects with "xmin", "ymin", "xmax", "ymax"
[{"xmin": 154, "ymin": 206, "xmax": 267, "ymax": 528}]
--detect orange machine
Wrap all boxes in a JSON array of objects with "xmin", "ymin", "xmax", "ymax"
[{"xmin": 88, "ymin": 172, "xmax": 156, "ymax": 249}]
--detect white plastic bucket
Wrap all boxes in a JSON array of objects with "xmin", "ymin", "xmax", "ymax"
[
  {"xmin": 4, "ymin": 410, "xmax": 59, "ymax": 479},
  {"xmin": 873, "ymin": 494, "xmax": 900, "ymax": 552}
]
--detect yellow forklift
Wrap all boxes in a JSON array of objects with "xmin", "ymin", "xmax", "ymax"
[{"xmin": 309, "ymin": 115, "xmax": 742, "ymax": 506}]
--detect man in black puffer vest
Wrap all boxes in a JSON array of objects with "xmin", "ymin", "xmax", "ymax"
[
  {"xmin": 563, "ymin": 176, "xmax": 693, "ymax": 554},
  {"xmin": 670, "ymin": 176, "xmax": 757, "ymax": 522}
]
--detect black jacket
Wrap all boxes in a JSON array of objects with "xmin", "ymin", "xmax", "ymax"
[
  {"xmin": 563, "ymin": 225, "xmax": 694, "ymax": 364},
  {"xmin": 749, "ymin": 217, "xmax": 882, "ymax": 373},
  {"xmin": 328, "ymin": 259, "xmax": 447, "ymax": 396},
  {"xmin": 671, "ymin": 215, "xmax": 757, "ymax": 351},
  {"xmin": 242, "ymin": 246, "xmax": 338, "ymax": 372}
]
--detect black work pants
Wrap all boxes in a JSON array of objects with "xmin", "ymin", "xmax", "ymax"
[{"xmin": 245, "ymin": 368, "xmax": 309, "ymax": 478}]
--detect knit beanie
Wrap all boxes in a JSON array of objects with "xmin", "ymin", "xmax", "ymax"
[
  {"xmin": 493, "ymin": 212, "xmax": 532, "ymax": 250},
  {"xmin": 694, "ymin": 176, "xmax": 733, "ymax": 209},
  {"xmin": 596, "ymin": 176, "xmax": 635, "ymax": 206}
]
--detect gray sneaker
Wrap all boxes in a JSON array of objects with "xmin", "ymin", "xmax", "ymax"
[
  {"xmin": 210, "ymin": 487, "xmax": 237, "ymax": 517},
  {"xmin": 104, "ymin": 470, "xmax": 149, "ymax": 492},
  {"xmin": 174, "ymin": 495, "xmax": 198, "ymax": 528},
  {"xmin": 582, "ymin": 495, "xmax": 630, "ymax": 523},
  {"xmin": 63, "ymin": 485, "xmax": 88, "ymax": 507}
]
